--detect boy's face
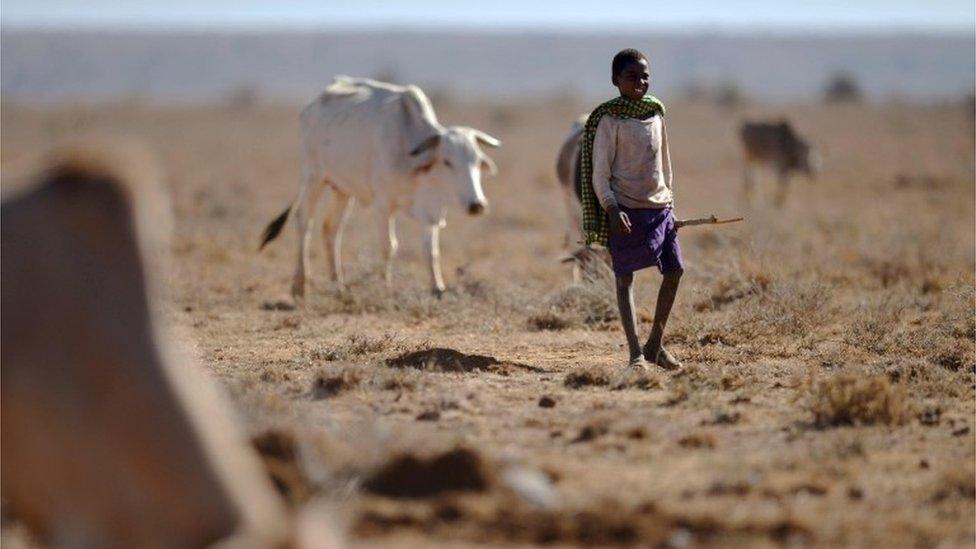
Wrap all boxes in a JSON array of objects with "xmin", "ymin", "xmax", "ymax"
[{"xmin": 613, "ymin": 58, "xmax": 649, "ymax": 101}]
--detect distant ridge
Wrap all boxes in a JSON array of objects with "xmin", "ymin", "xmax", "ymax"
[{"xmin": 2, "ymin": 30, "xmax": 973, "ymax": 102}]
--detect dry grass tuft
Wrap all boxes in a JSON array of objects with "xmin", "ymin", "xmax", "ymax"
[
  {"xmin": 564, "ymin": 365, "xmax": 662, "ymax": 390},
  {"xmin": 535, "ymin": 272, "xmax": 619, "ymax": 329},
  {"xmin": 806, "ymin": 371, "xmax": 913, "ymax": 427},
  {"xmin": 612, "ymin": 369, "xmax": 664, "ymax": 390},
  {"xmin": 310, "ymin": 364, "xmax": 367, "ymax": 398},
  {"xmin": 695, "ymin": 260, "xmax": 772, "ymax": 312},
  {"xmin": 565, "ymin": 365, "xmax": 613, "ymax": 388},
  {"xmin": 931, "ymin": 465, "xmax": 976, "ymax": 502},
  {"xmin": 527, "ymin": 311, "xmax": 576, "ymax": 331},
  {"xmin": 678, "ymin": 432, "xmax": 717, "ymax": 449},
  {"xmin": 310, "ymin": 333, "xmax": 399, "ymax": 361}
]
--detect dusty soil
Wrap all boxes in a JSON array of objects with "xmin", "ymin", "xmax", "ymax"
[{"xmin": 2, "ymin": 97, "xmax": 974, "ymax": 547}]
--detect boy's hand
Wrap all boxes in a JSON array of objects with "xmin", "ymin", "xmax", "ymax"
[{"xmin": 608, "ymin": 206, "xmax": 632, "ymax": 235}]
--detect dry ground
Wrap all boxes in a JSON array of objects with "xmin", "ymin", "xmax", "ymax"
[{"xmin": 2, "ymin": 96, "xmax": 974, "ymax": 547}]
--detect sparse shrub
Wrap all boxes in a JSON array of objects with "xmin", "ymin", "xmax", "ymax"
[
  {"xmin": 530, "ymin": 265, "xmax": 620, "ymax": 329},
  {"xmin": 741, "ymin": 279, "xmax": 830, "ymax": 338},
  {"xmin": 528, "ymin": 311, "xmax": 576, "ymax": 331},
  {"xmin": 806, "ymin": 372, "xmax": 912, "ymax": 427},
  {"xmin": 695, "ymin": 266, "xmax": 771, "ymax": 312},
  {"xmin": 824, "ymin": 72, "xmax": 863, "ymax": 104},
  {"xmin": 931, "ymin": 340, "xmax": 974, "ymax": 372},
  {"xmin": 311, "ymin": 333, "xmax": 399, "ymax": 361},
  {"xmin": 844, "ymin": 295, "xmax": 907, "ymax": 353}
]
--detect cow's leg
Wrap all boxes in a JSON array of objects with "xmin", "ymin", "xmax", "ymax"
[
  {"xmin": 560, "ymin": 183, "xmax": 583, "ymax": 250},
  {"xmin": 377, "ymin": 211, "xmax": 398, "ymax": 287},
  {"xmin": 741, "ymin": 158, "xmax": 756, "ymax": 209},
  {"xmin": 291, "ymin": 179, "xmax": 325, "ymax": 300},
  {"xmin": 424, "ymin": 224, "xmax": 446, "ymax": 296},
  {"xmin": 774, "ymin": 168, "xmax": 790, "ymax": 208},
  {"xmin": 321, "ymin": 188, "xmax": 352, "ymax": 286}
]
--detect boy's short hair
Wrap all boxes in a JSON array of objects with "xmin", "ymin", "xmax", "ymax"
[{"xmin": 612, "ymin": 48, "xmax": 648, "ymax": 77}]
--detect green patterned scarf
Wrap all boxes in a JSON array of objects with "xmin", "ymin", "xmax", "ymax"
[{"xmin": 575, "ymin": 95, "xmax": 666, "ymax": 247}]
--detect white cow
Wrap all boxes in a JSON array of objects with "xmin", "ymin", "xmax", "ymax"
[
  {"xmin": 554, "ymin": 113, "xmax": 612, "ymax": 281},
  {"xmin": 554, "ymin": 114, "xmax": 588, "ymax": 250},
  {"xmin": 260, "ymin": 77, "xmax": 501, "ymax": 298}
]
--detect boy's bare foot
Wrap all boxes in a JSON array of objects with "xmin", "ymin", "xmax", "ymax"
[
  {"xmin": 628, "ymin": 355, "xmax": 651, "ymax": 372},
  {"xmin": 653, "ymin": 347, "xmax": 682, "ymax": 370}
]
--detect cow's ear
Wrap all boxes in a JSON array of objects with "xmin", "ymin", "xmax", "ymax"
[{"xmin": 480, "ymin": 155, "xmax": 497, "ymax": 176}]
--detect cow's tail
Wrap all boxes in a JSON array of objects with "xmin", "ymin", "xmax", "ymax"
[{"xmin": 259, "ymin": 204, "xmax": 292, "ymax": 251}]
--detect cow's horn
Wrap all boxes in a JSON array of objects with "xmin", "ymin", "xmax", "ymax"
[
  {"xmin": 409, "ymin": 134, "xmax": 441, "ymax": 156},
  {"xmin": 471, "ymin": 129, "xmax": 501, "ymax": 148}
]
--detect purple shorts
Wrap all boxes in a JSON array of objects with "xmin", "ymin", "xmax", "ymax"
[{"xmin": 607, "ymin": 206, "xmax": 684, "ymax": 276}]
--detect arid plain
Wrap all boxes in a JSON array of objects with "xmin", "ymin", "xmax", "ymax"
[{"xmin": 2, "ymin": 96, "xmax": 973, "ymax": 547}]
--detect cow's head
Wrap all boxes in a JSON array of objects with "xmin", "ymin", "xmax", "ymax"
[
  {"xmin": 792, "ymin": 138, "xmax": 821, "ymax": 179},
  {"xmin": 410, "ymin": 126, "xmax": 500, "ymax": 215}
]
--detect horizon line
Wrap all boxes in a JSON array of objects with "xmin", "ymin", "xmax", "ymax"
[{"xmin": 2, "ymin": 21, "xmax": 974, "ymax": 35}]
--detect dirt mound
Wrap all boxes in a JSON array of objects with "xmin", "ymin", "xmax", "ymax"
[
  {"xmin": 386, "ymin": 348, "xmax": 541, "ymax": 374},
  {"xmin": 362, "ymin": 447, "xmax": 494, "ymax": 498}
]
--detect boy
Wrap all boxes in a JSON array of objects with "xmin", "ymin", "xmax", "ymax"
[{"xmin": 577, "ymin": 48, "xmax": 683, "ymax": 371}]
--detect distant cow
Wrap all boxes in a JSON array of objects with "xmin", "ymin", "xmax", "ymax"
[
  {"xmin": 260, "ymin": 77, "xmax": 501, "ymax": 298},
  {"xmin": 555, "ymin": 114, "xmax": 611, "ymax": 281},
  {"xmin": 740, "ymin": 120, "xmax": 820, "ymax": 207},
  {"xmin": 1, "ymin": 143, "xmax": 292, "ymax": 548}
]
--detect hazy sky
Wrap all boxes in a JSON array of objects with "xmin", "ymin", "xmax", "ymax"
[{"xmin": 3, "ymin": 0, "xmax": 974, "ymax": 30}]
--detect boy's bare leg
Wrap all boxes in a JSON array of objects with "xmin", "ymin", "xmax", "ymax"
[
  {"xmin": 615, "ymin": 273, "xmax": 644, "ymax": 362},
  {"xmin": 643, "ymin": 270, "xmax": 683, "ymax": 366}
]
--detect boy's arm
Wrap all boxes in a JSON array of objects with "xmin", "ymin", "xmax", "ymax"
[
  {"xmin": 662, "ymin": 115, "xmax": 674, "ymax": 210},
  {"xmin": 591, "ymin": 117, "xmax": 619, "ymax": 213},
  {"xmin": 592, "ymin": 118, "xmax": 632, "ymax": 234}
]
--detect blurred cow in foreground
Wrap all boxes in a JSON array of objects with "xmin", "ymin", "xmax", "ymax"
[
  {"xmin": 1, "ymin": 143, "xmax": 330, "ymax": 548},
  {"xmin": 740, "ymin": 120, "xmax": 820, "ymax": 208},
  {"xmin": 555, "ymin": 114, "xmax": 612, "ymax": 282},
  {"xmin": 260, "ymin": 76, "xmax": 501, "ymax": 298}
]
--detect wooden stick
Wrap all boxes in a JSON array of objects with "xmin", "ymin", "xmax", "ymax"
[{"xmin": 674, "ymin": 216, "xmax": 745, "ymax": 228}]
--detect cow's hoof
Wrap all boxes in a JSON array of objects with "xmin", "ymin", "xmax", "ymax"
[{"xmin": 432, "ymin": 287, "xmax": 448, "ymax": 299}]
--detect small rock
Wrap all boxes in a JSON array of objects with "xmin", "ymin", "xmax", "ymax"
[
  {"xmin": 501, "ymin": 467, "xmax": 560, "ymax": 509},
  {"xmin": 663, "ymin": 528, "xmax": 692, "ymax": 549},
  {"xmin": 538, "ymin": 395, "xmax": 557, "ymax": 408},
  {"xmin": 572, "ymin": 424, "xmax": 608, "ymax": 443},
  {"xmin": 919, "ymin": 459, "xmax": 930, "ymax": 469},
  {"xmin": 626, "ymin": 426, "xmax": 647, "ymax": 439},
  {"xmin": 847, "ymin": 486, "xmax": 864, "ymax": 500},
  {"xmin": 951, "ymin": 426, "xmax": 970, "ymax": 437}
]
